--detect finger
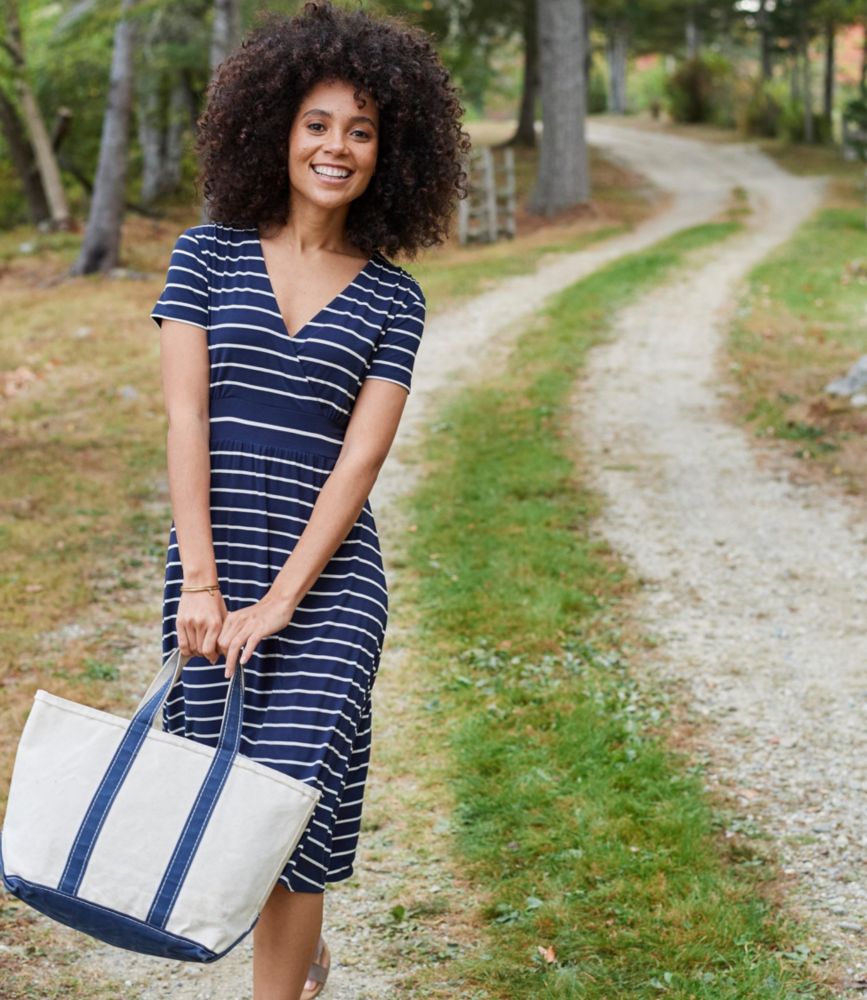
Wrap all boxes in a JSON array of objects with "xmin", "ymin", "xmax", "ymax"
[
  {"xmin": 192, "ymin": 620, "xmax": 206, "ymax": 659},
  {"xmin": 177, "ymin": 621, "xmax": 192, "ymax": 658},
  {"xmin": 218, "ymin": 616, "xmax": 238, "ymax": 657},
  {"xmin": 224, "ymin": 638, "xmax": 246, "ymax": 680},
  {"xmin": 201, "ymin": 621, "xmax": 221, "ymax": 665},
  {"xmin": 240, "ymin": 635, "xmax": 260, "ymax": 666}
]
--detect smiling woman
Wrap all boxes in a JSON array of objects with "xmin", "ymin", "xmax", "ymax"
[{"xmin": 149, "ymin": 3, "xmax": 470, "ymax": 998}]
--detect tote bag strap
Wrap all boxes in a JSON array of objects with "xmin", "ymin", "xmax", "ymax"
[
  {"xmin": 145, "ymin": 660, "xmax": 246, "ymax": 928},
  {"xmin": 57, "ymin": 648, "xmax": 246, "ymax": 906}
]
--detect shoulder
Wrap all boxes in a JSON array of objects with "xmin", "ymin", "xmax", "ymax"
[
  {"xmin": 172, "ymin": 222, "xmax": 259, "ymax": 273},
  {"xmin": 371, "ymin": 252, "xmax": 426, "ymax": 310}
]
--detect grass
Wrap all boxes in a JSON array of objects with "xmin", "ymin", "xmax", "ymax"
[
  {"xmin": 728, "ymin": 153, "xmax": 867, "ymax": 495},
  {"xmin": 400, "ymin": 221, "xmax": 838, "ymax": 998}
]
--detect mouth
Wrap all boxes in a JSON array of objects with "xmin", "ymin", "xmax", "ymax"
[{"xmin": 311, "ymin": 164, "xmax": 354, "ymax": 182}]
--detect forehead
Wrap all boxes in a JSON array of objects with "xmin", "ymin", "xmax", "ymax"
[{"xmin": 298, "ymin": 79, "xmax": 378, "ymax": 119}]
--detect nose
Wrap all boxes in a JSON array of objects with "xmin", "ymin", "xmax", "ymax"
[{"xmin": 321, "ymin": 128, "xmax": 349, "ymax": 156}]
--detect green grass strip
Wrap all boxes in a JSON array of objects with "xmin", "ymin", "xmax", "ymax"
[
  {"xmin": 732, "ymin": 204, "xmax": 867, "ymax": 452},
  {"xmin": 403, "ymin": 221, "xmax": 833, "ymax": 999}
]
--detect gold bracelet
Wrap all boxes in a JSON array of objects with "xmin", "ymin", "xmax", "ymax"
[{"xmin": 180, "ymin": 583, "xmax": 220, "ymax": 593}]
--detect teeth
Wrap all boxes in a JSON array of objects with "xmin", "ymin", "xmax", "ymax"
[{"xmin": 313, "ymin": 165, "xmax": 351, "ymax": 178}]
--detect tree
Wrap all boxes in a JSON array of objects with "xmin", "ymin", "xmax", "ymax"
[
  {"xmin": 2, "ymin": 0, "xmax": 70, "ymax": 229},
  {"xmin": 136, "ymin": 1, "xmax": 210, "ymax": 207},
  {"xmin": 210, "ymin": 0, "xmax": 241, "ymax": 71},
  {"xmin": 530, "ymin": 0, "xmax": 589, "ymax": 214},
  {"xmin": 70, "ymin": 0, "xmax": 139, "ymax": 275},
  {"xmin": 201, "ymin": 0, "xmax": 242, "ymax": 221},
  {"xmin": 0, "ymin": 84, "xmax": 50, "ymax": 224},
  {"xmin": 512, "ymin": 0, "xmax": 538, "ymax": 146}
]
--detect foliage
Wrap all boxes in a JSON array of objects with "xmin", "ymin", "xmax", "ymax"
[
  {"xmin": 588, "ymin": 62, "xmax": 608, "ymax": 115},
  {"xmin": 627, "ymin": 55, "xmax": 668, "ymax": 114},
  {"xmin": 735, "ymin": 77, "xmax": 787, "ymax": 138},
  {"xmin": 665, "ymin": 53, "xmax": 734, "ymax": 125},
  {"xmin": 842, "ymin": 97, "xmax": 867, "ymax": 160}
]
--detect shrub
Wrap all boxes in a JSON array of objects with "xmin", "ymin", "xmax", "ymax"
[
  {"xmin": 736, "ymin": 77, "xmax": 785, "ymax": 137},
  {"xmin": 665, "ymin": 54, "xmax": 733, "ymax": 125},
  {"xmin": 588, "ymin": 64, "xmax": 608, "ymax": 114}
]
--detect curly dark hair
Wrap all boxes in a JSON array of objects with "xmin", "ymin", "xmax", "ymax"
[{"xmin": 194, "ymin": 0, "xmax": 471, "ymax": 260}]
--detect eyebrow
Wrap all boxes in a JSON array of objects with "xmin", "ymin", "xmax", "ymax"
[{"xmin": 302, "ymin": 108, "xmax": 378, "ymax": 129}]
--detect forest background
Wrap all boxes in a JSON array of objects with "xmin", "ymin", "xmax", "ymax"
[{"xmin": 3, "ymin": 0, "xmax": 867, "ymax": 250}]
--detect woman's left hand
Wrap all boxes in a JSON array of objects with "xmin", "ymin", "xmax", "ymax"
[{"xmin": 218, "ymin": 594, "xmax": 297, "ymax": 679}]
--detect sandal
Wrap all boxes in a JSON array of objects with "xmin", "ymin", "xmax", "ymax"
[{"xmin": 300, "ymin": 935, "xmax": 331, "ymax": 1000}]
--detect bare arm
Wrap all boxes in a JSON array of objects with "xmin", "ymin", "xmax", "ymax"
[
  {"xmin": 159, "ymin": 318, "xmax": 225, "ymax": 661},
  {"xmin": 218, "ymin": 376, "xmax": 410, "ymax": 677}
]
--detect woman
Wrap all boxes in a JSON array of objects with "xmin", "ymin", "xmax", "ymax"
[{"xmin": 149, "ymin": 2, "xmax": 468, "ymax": 997}]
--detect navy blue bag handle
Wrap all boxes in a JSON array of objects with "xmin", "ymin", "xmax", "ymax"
[{"xmin": 57, "ymin": 648, "xmax": 247, "ymax": 931}]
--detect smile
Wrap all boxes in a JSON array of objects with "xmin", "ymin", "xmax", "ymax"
[{"xmin": 312, "ymin": 165, "xmax": 353, "ymax": 179}]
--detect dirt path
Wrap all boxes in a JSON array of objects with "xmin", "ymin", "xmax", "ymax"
[
  {"xmin": 58, "ymin": 126, "xmax": 840, "ymax": 998},
  {"xmin": 574, "ymin": 146, "xmax": 867, "ymax": 993}
]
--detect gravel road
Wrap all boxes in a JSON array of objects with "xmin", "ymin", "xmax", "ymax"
[{"xmin": 575, "ymin": 136, "xmax": 866, "ymax": 995}]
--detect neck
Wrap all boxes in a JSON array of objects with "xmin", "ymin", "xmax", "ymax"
[{"xmin": 265, "ymin": 199, "xmax": 356, "ymax": 256}]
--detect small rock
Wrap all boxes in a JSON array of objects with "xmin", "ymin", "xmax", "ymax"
[
  {"xmin": 826, "ymin": 355, "xmax": 867, "ymax": 397},
  {"xmin": 839, "ymin": 921, "xmax": 863, "ymax": 934}
]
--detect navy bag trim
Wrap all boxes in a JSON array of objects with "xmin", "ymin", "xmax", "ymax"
[
  {"xmin": 147, "ymin": 667, "xmax": 245, "ymax": 927},
  {"xmin": 0, "ymin": 650, "xmax": 259, "ymax": 962}
]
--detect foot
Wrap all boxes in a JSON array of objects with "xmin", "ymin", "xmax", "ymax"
[{"xmin": 301, "ymin": 936, "xmax": 330, "ymax": 999}]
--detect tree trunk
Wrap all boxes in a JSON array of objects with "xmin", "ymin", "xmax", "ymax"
[
  {"xmin": 799, "ymin": 14, "xmax": 814, "ymax": 144},
  {"xmin": 70, "ymin": 0, "xmax": 138, "ymax": 275},
  {"xmin": 606, "ymin": 18, "xmax": 628, "ymax": 114},
  {"xmin": 583, "ymin": 3, "xmax": 592, "ymax": 109},
  {"xmin": 529, "ymin": 0, "xmax": 589, "ymax": 215},
  {"xmin": 201, "ymin": 0, "xmax": 242, "ymax": 221},
  {"xmin": 0, "ymin": 86, "xmax": 50, "ymax": 224},
  {"xmin": 162, "ymin": 76, "xmax": 187, "ymax": 192},
  {"xmin": 210, "ymin": 0, "xmax": 241, "ymax": 71},
  {"xmin": 510, "ymin": 0, "xmax": 538, "ymax": 147},
  {"xmin": 685, "ymin": 4, "xmax": 701, "ymax": 59},
  {"xmin": 5, "ymin": 0, "xmax": 70, "ymax": 229},
  {"xmin": 823, "ymin": 20, "xmax": 835, "ymax": 123},
  {"xmin": 137, "ymin": 69, "xmax": 164, "ymax": 206},
  {"xmin": 758, "ymin": 0, "xmax": 773, "ymax": 80},
  {"xmin": 860, "ymin": 19, "xmax": 867, "ymax": 99}
]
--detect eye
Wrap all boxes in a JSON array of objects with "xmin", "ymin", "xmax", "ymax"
[
  {"xmin": 351, "ymin": 128, "xmax": 371, "ymax": 140},
  {"xmin": 306, "ymin": 122, "xmax": 326, "ymax": 132}
]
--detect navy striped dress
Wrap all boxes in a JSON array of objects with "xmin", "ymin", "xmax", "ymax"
[{"xmin": 150, "ymin": 223, "xmax": 425, "ymax": 892}]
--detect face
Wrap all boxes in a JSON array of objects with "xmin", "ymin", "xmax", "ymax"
[{"xmin": 287, "ymin": 78, "xmax": 379, "ymax": 213}]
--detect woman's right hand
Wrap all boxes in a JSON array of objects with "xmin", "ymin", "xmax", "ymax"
[{"xmin": 177, "ymin": 590, "xmax": 228, "ymax": 664}]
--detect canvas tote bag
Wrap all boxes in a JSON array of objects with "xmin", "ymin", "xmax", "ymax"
[{"xmin": 0, "ymin": 646, "xmax": 320, "ymax": 963}]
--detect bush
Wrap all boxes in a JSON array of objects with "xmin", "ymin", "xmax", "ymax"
[
  {"xmin": 736, "ymin": 77, "xmax": 785, "ymax": 137},
  {"xmin": 665, "ymin": 54, "xmax": 733, "ymax": 125},
  {"xmin": 628, "ymin": 56, "xmax": 667, "ymax": 115},
  {"xmin": 778, "ymin": 99, "xmax": 834, "ymax": 145},
  {"xmin": 843, "ymin": 97, "xmax": 867, "ymax": 160},
  {"xmin": 588, "ymin": 65, "xmax": 608, "ymax": 114}
]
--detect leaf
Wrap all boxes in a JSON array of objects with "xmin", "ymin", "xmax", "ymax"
[{"xmin": 537, "ymin": 944, "xmax": 557, "ymax": 964}]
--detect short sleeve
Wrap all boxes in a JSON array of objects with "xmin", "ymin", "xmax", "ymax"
[
  {"xmin": 364, "ymin": 275, "xmax": 426, "ymax": 394},
  {"xmin": 150, "ymin": 228, "xmax": 210, "ymax": 331}
]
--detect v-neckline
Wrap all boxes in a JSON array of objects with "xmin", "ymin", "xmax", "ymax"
[{"xmin": 255, "ymin": 232, "xmax": 378, "ymax": 340}]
